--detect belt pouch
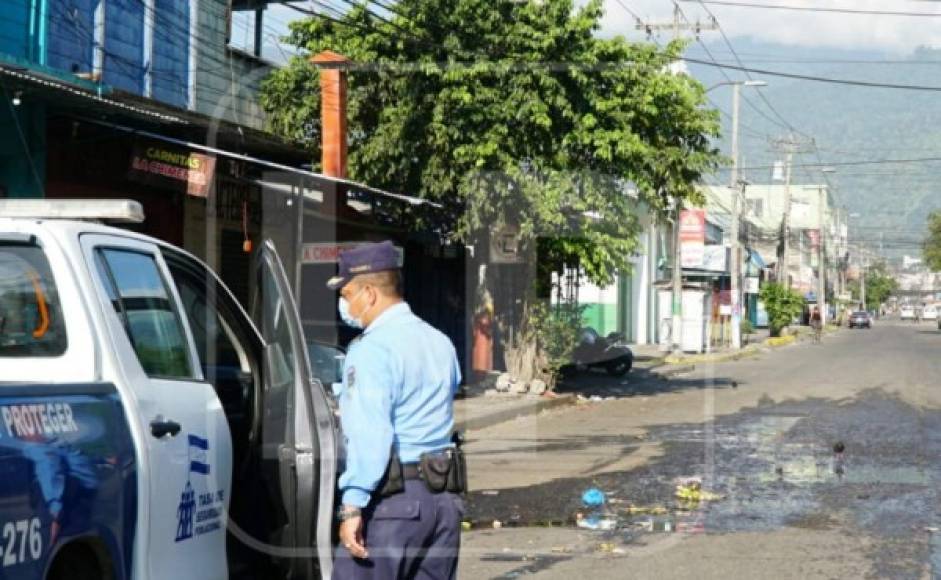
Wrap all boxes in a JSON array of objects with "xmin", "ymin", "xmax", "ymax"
[{"xmin": 377, "ymin": 446, "xmax": 404, "ymax": 497}]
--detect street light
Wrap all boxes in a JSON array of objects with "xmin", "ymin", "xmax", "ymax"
[
  {"xmin": 716, "ymin": 79, "xmax": 767, "ymax": 350},
  {"xmin": 814, "ymin": 168, "xmax": 836, "ymax": 327},
  {"xmin": 705, "ymin": 79, "xmax": 768, "ymax": 94}
]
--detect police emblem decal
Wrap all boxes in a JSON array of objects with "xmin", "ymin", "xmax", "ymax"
[{"xmin": 175, "ymin": 433, "xmax": 225, "ymax": 542}]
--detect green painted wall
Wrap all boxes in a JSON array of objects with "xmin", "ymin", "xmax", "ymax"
[{"xmin": 582, "ymin": 303, "xmax": 619, "ymax": 336}]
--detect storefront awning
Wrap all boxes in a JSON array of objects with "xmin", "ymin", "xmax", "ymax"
[
  {"xmin": 747, "ymin": 248, "xmax": 768, "ymax": 269},
  {"xmin": 0, "ymin": 60, "xmax": 187, "ymax": 125},
  {"xmin": 85, "ymin": 118, "xmax": 440, "ymax": 209}
]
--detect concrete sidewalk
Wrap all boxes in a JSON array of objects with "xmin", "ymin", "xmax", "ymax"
[
  {"xmin": 454, "ymin": 391, "xmax": 576, "ymax": 432},
  {"xmin": 454, "ymin": 325, "xmax": 831, "ymax": 433}
]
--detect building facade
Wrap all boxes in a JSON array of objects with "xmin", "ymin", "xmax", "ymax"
[{"xmin": 0, "ymin": 0, "xmax": 468, "ymax": 364}]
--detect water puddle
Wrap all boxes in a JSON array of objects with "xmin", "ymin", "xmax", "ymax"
[{"xmin": 467, "ymin": 393, "xmax": 941, "ymax": 577}]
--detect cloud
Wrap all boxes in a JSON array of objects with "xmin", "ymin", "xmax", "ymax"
[{"xmin": 596, "ymin": 0, "xmax": 941, "ymax": 54}]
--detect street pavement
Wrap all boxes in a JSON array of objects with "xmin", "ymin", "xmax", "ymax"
[{"xmin": 458, "ymin": 319, "xmax": 941, "ymax": 579}]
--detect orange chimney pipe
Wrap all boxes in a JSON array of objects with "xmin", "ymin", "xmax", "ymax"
[{"xmin": 311, "ymin": 50, "xmax": 351, "ymax": 178}]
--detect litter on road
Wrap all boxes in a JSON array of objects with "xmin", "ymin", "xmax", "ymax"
[
  {"xmin": 575, "ymin": 513, "xmax": 618, "ymax": 530},
  {"xmin": 581, "ymin": 488, "xmax": 606, "ymax": 507},
  {"xmin": 674, "ymin": 477, "xmax": 723, "ymax": 503}
]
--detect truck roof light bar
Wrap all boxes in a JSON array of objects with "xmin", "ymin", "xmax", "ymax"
[{"xmin": 0, "ymin": 199, "xmax": 145, "ymax": 223}]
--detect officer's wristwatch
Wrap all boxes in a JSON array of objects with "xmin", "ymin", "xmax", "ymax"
[{"xmin": 337, "ymin": 505, "xmax": 362, "ymax": 521}]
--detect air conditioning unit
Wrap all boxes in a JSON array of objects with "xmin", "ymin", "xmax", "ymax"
[{"xmin": 489, "ymin": 224, "xmax": 523, "ymax": 264}]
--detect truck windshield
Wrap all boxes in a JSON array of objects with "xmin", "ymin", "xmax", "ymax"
[{"xmin": 0, "ymin": 242, "xmax": 67, "ymax": 357}]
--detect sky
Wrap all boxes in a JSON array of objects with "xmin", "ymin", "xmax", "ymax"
[
  {"xmin": 253, "ymin": 1, "xmax": 941, "ymax": 63},
  {"xmin": 597, "ymin": 0, "xmax": 941, "ymax": 55}
]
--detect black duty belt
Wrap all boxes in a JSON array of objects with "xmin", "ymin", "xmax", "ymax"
[{"xmin": 402, "ymin": 463, "xmax": 422, "ymax": 480}]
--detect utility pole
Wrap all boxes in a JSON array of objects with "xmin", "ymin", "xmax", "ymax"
[
  {"xmin": 637, "ymin": 6, "xmax": 717, "ymax": 354},
  {"xmin": 771, "ymin": 135, "xmax": 815, "ymax": 287},
  {"xmin": 636, "ymin": 4, "xmax": 718, "ymax": 40},
  {"xmin": 730, "ymin": 83, "xmax": 742, "ymax": 350},
  {"xmin": 672, "ymin": 203, "xmax": 683, "ymax": 353},
  {"xmin": 731, "ymin": 181, "xmax": 745, "ymax": 348},
  {"xmin": 860, "ymin": 258, "xmax": 867, "ymax": 311},
  {"xmin": 727, "ymin": 80, "xmax": 765, "ymax": 349},
  {"xmin": 817, "ymin": 184, "xmax": 827, "ymax": 326},
  {"xmin": 779, "ymin": 151, "xmax": 793, "ymax": 285}
]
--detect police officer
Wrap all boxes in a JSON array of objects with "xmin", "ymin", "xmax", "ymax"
[{"xmin": 327, "ymin": 241, "xmax": 464, "ymax": 580}]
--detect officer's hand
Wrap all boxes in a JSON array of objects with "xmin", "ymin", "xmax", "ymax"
[
  {"xmin": 340, "ymin": 515, "xmax": 368, "ymax": 559},
  {"xmin": 49, "ymin": 519, "xmax": 60, "ymax": 545}
]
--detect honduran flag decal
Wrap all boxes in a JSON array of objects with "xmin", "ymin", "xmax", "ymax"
[{"xmin": 188, "ymin": 434, "xmax": 210, "ymax": 475}]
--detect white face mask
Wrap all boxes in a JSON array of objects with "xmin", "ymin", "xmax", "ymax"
[
  {"xmin": 338, "ymin": 296, "xmax": 363, "ymax": 329},
  {"xmin": 338, "ymin": 288, "xmax": 372, "ymax": 329}
]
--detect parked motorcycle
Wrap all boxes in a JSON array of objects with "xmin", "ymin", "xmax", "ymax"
[{"xmin": 562, "ymin": 328, "xmax": 634, "ymax": 377}]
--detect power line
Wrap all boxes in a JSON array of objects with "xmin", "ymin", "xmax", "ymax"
[
  {"xmin": 666, "ymin": 1, "xmax": 782, "ymax": 134},
  {"xmin": 679, "ymin": 0, "xmax": 941, "ymax": 18},
  {"xmin": 683, "ymin": 55, "xmax": 941, "ymax": 90},
  {"xmin": 691, "ymin": 37, "xmax": 787, "ymax": 132},
  {"xmin": 717, "ymin": 155, "xmax": 941, "ymax": 171},
  {"xmin": 613, "ymin": 0, "xmax": 645, "ymax": 23},
  {"xmin": 693, "ymin": 0, "xmax": 809, "ymax": 138},
  {"xmin": 684, "ymin": 53, "xmax": 941, "ymax": 65},
  {"xmin": 283, "ymin": 2, "xmax": 437, "ymax": 54}
]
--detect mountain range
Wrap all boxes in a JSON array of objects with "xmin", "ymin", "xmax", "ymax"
[{"xmin": 686, "ymin": 38, "xmax": 941, "ymax": 259}]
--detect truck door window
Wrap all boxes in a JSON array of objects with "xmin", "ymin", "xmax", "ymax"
[
  {"xmin": 165, "ymin": 259, "xmax": 259, "ymax": 453},
  {"xmin": 96, "ymin": 248, "xmax": 193, "ymax": 379},
  {"xmin": 0, "ymin": 242, "xmax": 67, "ymax": 356}
]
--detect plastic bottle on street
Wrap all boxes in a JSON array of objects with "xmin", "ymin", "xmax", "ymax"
[{"xmin": 576, "ymin": 488, "xmax": 618, "ymax": 530}]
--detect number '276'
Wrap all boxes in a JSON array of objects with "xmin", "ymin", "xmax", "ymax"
[{"xmin": 2, "ymin": 519, "xmax": 42, "ymax": 567}]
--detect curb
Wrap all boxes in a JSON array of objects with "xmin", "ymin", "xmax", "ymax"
[
  {"xmin": 655, "ymin": 331, "xmax": 806, "ymax": 369},
  {"xmin": 764, "ymin": 335, "xmax": 797, "ymax": 347},
  {"xmin": 662, "ymin": 345, "xmax": 763, "ymax": 366},
  {"xmin": 647, "ymin": 363, "xmax": 697, "ymax": 377},
  {"xmin": 455, "ymin": 394, "xmax": 577, "ymax": 432}
]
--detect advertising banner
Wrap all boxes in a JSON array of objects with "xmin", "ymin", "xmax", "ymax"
[{"xmin": 680, "ymin": 209, "xmax": 706, "ymax": 269}]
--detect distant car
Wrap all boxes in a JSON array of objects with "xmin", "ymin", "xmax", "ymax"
[
  {"xmin": 901, "ymin": 306, "xmax": 915, "ymax": 320},
  {"xmin": 924, "ymin": 305, "xmax": 938, "ymax": 321},
  {"xmin": 848, "ymin": 311, "xmax": 872, "ymax": 329}
]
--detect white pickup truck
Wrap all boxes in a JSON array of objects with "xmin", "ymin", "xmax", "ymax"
[{"xmin": 0, "ymin": 200, "xmax": 337, "ymax": 580}]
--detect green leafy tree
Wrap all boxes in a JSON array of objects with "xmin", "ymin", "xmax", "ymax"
[
  {"xmin": 847, "ymin": 262, "xmax": 898, "ymax": 311},
  {"xmin": 261, "ymin": 0, "xmax": 723, "ymax": 383},
  {"xmin": 759, "ymin": 282, "xmax": 804, "ymax": 337},
  {"xmin": 924, "ymin": 211, "xmax": 941, "ymax": 271}
]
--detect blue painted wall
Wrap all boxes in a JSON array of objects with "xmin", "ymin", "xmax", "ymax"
[
  {"xmin": 47, "ymin": 0, "xmax": 95, "ymax": 75},
  {"xmin": 151, "ymin": 0, "xmax": 189, "ymax": 108},
  {"xmin": 0, "ymin": 0, "xmax": 36, "ymax": 60},
  {"xmin": 102, "ymin": 0, "xmax": 145, "ymax": 94},
  {"xmin": 0, "ymin": 0, "xmax": 48, "ymax": 64}
]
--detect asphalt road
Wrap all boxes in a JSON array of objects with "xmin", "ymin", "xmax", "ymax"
[{"xmin": 459, "ymin": 319, "xmax": 941, "ymax": 579}]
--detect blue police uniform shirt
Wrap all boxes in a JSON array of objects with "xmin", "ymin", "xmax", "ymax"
[{"xmin": 338, "ymin": 301, "xmax": 461, "ymax": 508}]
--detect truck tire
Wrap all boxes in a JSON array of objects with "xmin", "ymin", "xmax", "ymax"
[{"xmin": 47, "ymin": 543, "xmax": 108, "ymax": 580}]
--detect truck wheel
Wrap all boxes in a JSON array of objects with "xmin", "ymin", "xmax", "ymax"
[{"xmin": 47, "ymin": 543, "xmax": 107, "ymax": 580}]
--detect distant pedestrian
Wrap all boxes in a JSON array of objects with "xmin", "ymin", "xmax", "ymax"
[
  {"xmin": 328, "ymin": 241, "xmax": 466, "ymax": 580},
  {"xmin": 811, "ymin": 307, "xmax": 822, "ymax": 343}
]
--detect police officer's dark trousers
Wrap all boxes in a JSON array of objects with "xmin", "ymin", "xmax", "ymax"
[{"xmin": 333, "ymin": 480, "xmax": 464, "ymax": 580}]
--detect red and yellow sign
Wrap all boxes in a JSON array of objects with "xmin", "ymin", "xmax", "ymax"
[
  {"xmin": 680, "ymin": 209, "xmax": 706, "ymax": 269},
  {"xmin": 128, "ymin": 143, "xmax": 216, "ymax": 197}
]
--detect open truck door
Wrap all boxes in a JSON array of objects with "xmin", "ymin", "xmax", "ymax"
[{"xmin": 251, "ymin": 239, "xmax": 337, "ymax": 579}]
